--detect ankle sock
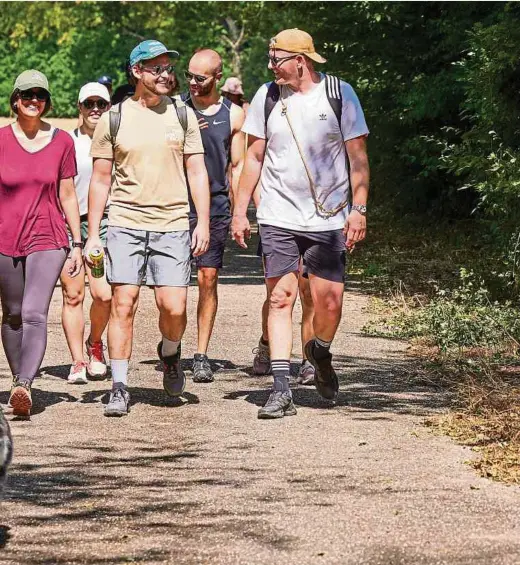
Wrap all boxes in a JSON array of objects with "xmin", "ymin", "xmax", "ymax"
[
  {"xmin": 314, "ymin": 336, "xmax": 332, "ymax": 360},
  {"xmin": 111, "ymin": 359, "xmax": 129, "ymax": 388},
  {"xmin": 162, "ymin": 338, "xmax": 180, "ymax": 357},
  {"xmin": 260, "ymin": 336, "xmax": 269, "ymax": 346},
  {"xmin": 271, "ymin": 359, "xmax": 290, "ymax": 392}
]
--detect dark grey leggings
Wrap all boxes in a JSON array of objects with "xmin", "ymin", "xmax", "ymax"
[{"xmin": 0, "ymin": 249, "xmax": 67, "ymax": 385}]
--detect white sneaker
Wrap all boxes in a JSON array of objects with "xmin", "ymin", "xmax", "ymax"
[
  {"xmin": 67, "ymin": 362, "xmax": 88, "ymax": 384},
  {"xmin": 85, "ymin": 340, "xmax": 108, "ymax": 378}
]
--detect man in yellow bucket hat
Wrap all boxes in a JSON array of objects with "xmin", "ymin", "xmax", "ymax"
[{"xmin": 232, "ymin": 28, "xmax": 370, "ymax": 418}]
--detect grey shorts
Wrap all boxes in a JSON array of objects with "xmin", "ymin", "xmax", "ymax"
[
  {"xmin": 189, "ymin": 215, "xmax": 231, "ymax": 269},
  {"xmin": 259, "ymin": 224, "xmax": 347, "ymax": 283},
  {"xmin": 106, "ymin": 226, "xmax": 191, "ymax": 287}
]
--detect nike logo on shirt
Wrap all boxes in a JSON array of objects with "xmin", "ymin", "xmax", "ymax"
[{"xmin": 213, "ymin": 120, "xmax": 226, "ymax": 125}]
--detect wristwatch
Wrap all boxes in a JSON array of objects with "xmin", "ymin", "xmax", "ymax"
[
  {"xmin": 72, "ymin": 241, "xmax": 84, "ymax": 249},
  {"xmin": 351, "ymin": 204, "xmax": 367, "ymax": 215}
]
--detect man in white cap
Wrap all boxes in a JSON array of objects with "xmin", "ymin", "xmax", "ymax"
[
  {"xmin": 60, "ymin": 82, "xmax": 113, "ymax": 385},
  {"xmin": 232, "ymin": 29, "xmax": 370, "ymax": 419}
]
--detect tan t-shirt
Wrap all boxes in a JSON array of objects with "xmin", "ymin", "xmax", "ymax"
[{"xmin": 90, "ymin": 96, "xmax": 204, "ymax": 232}]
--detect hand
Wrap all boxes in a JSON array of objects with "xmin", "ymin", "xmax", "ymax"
[
  {"xmin": 84, "ymin": 236, "xmax": 103, "ymax": 267},
  {"xmin": 231, "ymin": 214, "xmax": 251, "ymax": 249},
  {"xmin": 67, "ymin": 247, "xmax": 84, "ymax": 277},
  {"xmin": 344, "ymin": 209, "xmax": 366, "ymax": 252},
  {"xmin": 191, "ymin": 221, "xmax": 210, "ymax": 257}
]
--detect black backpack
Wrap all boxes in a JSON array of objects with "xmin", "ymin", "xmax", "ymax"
[{"xmin": 109, "ymin": 96, "xmax": 188, "ymax": 145}]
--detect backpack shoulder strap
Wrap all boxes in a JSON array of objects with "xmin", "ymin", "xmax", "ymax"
[
  {"xmin": 109, "ymin": 102, "xmax": 123, "ymax": 145},
  {"xmin": 52, "ymin": 127, "xmax": 60, "ymax": 140},
  {"xmin": 264, "ymin": 81, "xmax": 280, "ymax": 134},
  {"xmin": 325, "ymin": 74, "xmax": 342, "ymax": 131},
  {"xmin": 171, "ymin": 96, "xmax": 188, "ymax": 135}
]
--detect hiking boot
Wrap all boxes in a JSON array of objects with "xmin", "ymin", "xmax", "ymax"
[
  {"xmin": 193, "ymin": 354, "xmax": 214, "ymax": 383},
  {"xmin": 9, "ymin": 380, "xmax": 32, "ymax": 418},
  {"xmin": 296, "ymin": 359, "xmax": 315, "ymax": 385},
  {"xmin": 158, "ymin": 342, "xmax": 185, "ymax": 397},
  {"xmin": 257, "ymin": 390, "xmax": 297, "ymax": 419},
  {"xmin": 252, "ymin": 338, "xmax": 270, "ymax": 375},
  {"xmin": 67, "ymin": 361, "xmax": 88, "ymax": 384},
  {"xmin": 104, "ymin": 386, "xmax": 130, "ymax": 417},
  {"xmin": 86, "ymin": 339, "xmax": 108, "ymax": 378},
  {"xmin": 304, "ymin": 339, "xmax": 339, "ymax": 402}
]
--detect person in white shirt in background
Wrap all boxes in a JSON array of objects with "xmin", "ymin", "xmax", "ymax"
[{"xmin": 60, "ymin": 83, "xmax": 112, "ymax": 384}]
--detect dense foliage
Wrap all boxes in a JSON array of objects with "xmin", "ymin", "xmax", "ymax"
[{"xmin": 2, "ymin": 1, "xmax": 520, "ymax": 292}]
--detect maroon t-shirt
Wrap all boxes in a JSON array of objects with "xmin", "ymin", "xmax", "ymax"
[{"xmin": 0, "ymin": 125, "xmax": 77, "ymax": 257}]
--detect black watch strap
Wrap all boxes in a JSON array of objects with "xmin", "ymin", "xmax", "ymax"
[{"xmin": 72, "ymin": 241, "xmax": 84, "ymax": 249}]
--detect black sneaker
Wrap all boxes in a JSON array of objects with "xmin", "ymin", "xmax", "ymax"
[
  {"xmin": 257, "ymin": 390, "xmax": 297, "ymax": 419},
  {"xmin": 304, "ymin": 339, "xmax": 339, "ymax": 402},
  {"xmin": 158, "ymin": 341, "xmax": 185, "ymax": 397},
  {"xmin": 193, "ymin": 354, "xmax": 214, "ymax": 383}
]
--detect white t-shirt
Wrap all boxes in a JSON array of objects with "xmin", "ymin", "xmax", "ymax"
[
  {"xmin": 243, "ymin": 74, "xmax": 369, "ymax": 231},
  {"xmin": 68, "ymin": 128, "xmax": 92, "ymax": 216}
]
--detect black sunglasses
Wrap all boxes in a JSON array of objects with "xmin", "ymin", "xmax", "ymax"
[
  {"xmin": 19, "ymin": 89, "xmax": 49, "ymax": 102},
  {"xmin": 140, "ymin": 63, "xmax": 176, "ymax": 76},
  {"xmin": 82, "ymin": 99, "xmax": 109, "ymax": 110},
  {"xmin": 267, "ymin": 53, "xmax": 299, "ymax": 66},
  {"xmin": 184, "ymin": 70, "xmax": 213, "ymax": 84}
]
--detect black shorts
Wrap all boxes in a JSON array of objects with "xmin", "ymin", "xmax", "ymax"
[
  {"xmin": 189, "ymin": 216, "xmax": 231, "ymax": 269},
  {"xmin": 259, "ymin": 224, "xmax": 346, "ymax": 283}
]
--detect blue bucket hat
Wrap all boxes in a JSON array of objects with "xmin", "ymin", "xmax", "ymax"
[{"xmin": 129, "ymin": 40, "xmax": 179, "ymax": 66}]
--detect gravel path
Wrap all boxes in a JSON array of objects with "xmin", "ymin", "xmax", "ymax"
[{"xmin": 0, "ymin": 236, "xmax": 519, "ymax": 565}]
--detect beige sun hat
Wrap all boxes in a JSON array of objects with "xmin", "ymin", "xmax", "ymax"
[
  {"xmin": 269, "ymin": 29, "xmax": 326, "ymax": 64},
  {"xmin": 221, "ymin": 77, "xmax": 244, "ymax": 96}
]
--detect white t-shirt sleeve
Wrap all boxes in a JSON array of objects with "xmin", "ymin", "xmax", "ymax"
[
  {"xmin": 242, "ymin": 83, "xmax": 269, "ymax": 139},
  {"xmin": 340, "ymin": 82, "xmax": 369, "ymax": 141}
]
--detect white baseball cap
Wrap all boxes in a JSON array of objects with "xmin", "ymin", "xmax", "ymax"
[{"xmin": 78, "ymin": 82, "xmax": 111, "ymax": 103}]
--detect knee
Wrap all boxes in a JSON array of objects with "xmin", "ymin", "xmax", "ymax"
[
  {"xmin": 316, "ymin": 291, "xmax": 342, "ymax": 315},
  {"xmin": 112, "ymin": 296, "xmax": 136, "ymax": 320},
  {"xmin": 159, "ymin": 301, "xmax": 186, "ymax": 319},
  {"xmin": 91, "ymin": 290, "xmax": 112, "ymax": 308},
  {"xmin": 198, "ymin": 269, "xmax": 218, "ymax": 292},
  {"xmin": 269, "ymin": 287, "xmax": 295, "ymax": 311},
  {"xmin": 21, "ymin": 306, "xmax": 46, "ymax": 326},
  {"xmin": 2, "ymin": 310, "xmax": 22, "ymax": 330},
  {"xmin": 63, "ymin": 288, "xmax": 85, "ymax": 308}
]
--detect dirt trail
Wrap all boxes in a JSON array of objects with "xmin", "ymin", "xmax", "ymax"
[{"xmin": 0, "ymin": 237, "xmax": 519, "ymax": 565}]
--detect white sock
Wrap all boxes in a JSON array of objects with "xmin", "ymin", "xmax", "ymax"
[
  {"xmin": 162, "ymin": 338, "xmax": 180, "ymax": 357},
  {"xmin": 111, "ymin": 359, "xmax": 129, "ymax": 388}
]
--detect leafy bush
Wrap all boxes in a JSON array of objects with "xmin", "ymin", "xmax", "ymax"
[{"xmin": 365, "ymin": 269, "xmax": 520, "ymax": 351}]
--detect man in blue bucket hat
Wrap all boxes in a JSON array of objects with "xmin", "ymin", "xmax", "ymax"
[{"xmin": 86, "ymin": 40, "xmax": 210, "ymax": 417}]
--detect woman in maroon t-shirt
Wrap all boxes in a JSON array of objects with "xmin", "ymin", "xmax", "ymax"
[{"xmin": 0, "ymin": 70, "xmax": 82, "ymax": 418}]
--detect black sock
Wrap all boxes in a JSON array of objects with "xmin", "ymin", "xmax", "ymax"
[
  {"xmin": 271, "ymin": 359, "xmax": 290, "ymax": 392},
  {"xmin": 314, "ymin": 336, "xmax": 332, "ymax": 360},
  {"xmin": 260, "ymin": 336, "xmax": 269, "ymax": 346}
]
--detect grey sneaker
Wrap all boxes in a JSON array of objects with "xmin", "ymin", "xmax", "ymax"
[
  {"xmin": 158, "ymin": 342, "xmax": 185, "ymax": 397},
  {"xmin": 296, "ymin": 360, "xmax": 316, "ymax": 385},
  {"xmin": 257, "ymin": 390, "xmax": 297, "ymax": 419},
  {"xmin": 104, "ymin": 387, "xmax": 130, "ymax": 417},
  {"xmin": 253, "ymin": 338, "xmax": 270, "ymax": 375},
  {"xmin": 193, "ymin": 354, "xmax": 214, "ymax": 383},
  {"xmin": 304, "ymin": 339, "xmax": 339, "ymax": 402}
]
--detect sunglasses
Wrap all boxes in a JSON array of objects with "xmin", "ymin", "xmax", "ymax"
[
  {"xmin": 19, "ymin": 89, "xmax": 49, "ymax": 102},
  {"xmin": 82, "ymin": 99, "xmax": 109, "ymax": 110},
  {"xmin": 267, "ymin": 53, "xmax": 299, "ymax": 67},
  {"xmin": 184, "ymin": 70, "xmax": 213, "ymax": 84},
  {"xmin": 140, "ymin": 63, "xmax": 175, "ymax": 76}
]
